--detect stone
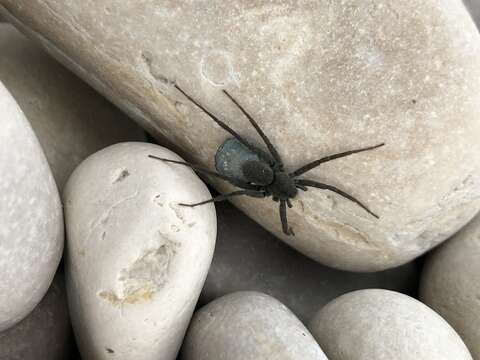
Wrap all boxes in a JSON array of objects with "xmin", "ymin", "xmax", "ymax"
[
  {"xmin": 2, "ymin": 0, "xmax": 480, "ymax": 271},
  {"xmin": 201, "ymin": 201, "xmax": 419, "ymax": 322},
  {"xmin": 0, "ymin": 273, "xmax": 72, "ymax": 360},
  {"xmin": 420, "ymin": 214, "xmax": 480, "ymax": 358},
  {"xmin": 0, "ymin": 82, "xmax": 63, "ymax": 331},
  {"xmin": 182, "ymin": 291, "xmax": 328, "ymax": 360},
  {"xmin": 0, "ymin": 24, "xmax": 146, "ymax": 191},
  {"xmin": 309, "ymin": 289, "xmax": 472, "ymax": 360},
  {"xmin": 464, "ymin": 0, "xmax": 480, "ymax": 28},
  {"xmin": 64, "ymin": 142, "xmax": 216, "ymax": 360}
]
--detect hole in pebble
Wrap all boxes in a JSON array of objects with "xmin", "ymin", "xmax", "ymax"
[
  {"xmin": 106, "ymin": 348, "xmax": 114, "ymax": 354},
  {"xmin": 111, "ymin": 168, "xmax": 130, "ymax": 184},
  {"xmin": 153, "ymin": 194, "xmax": 164, "ymax": 207}
]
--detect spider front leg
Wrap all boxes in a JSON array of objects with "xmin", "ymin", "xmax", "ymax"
[
  {"xmin": 295, "ymin": 179, "xmax": 379, "ymax": 218},
  {"xmin": 280, "ymin": 199, "xmax": 295, "ymax": 236},
  {"xmin": 179, "ymin": 189, "xmax": 265, "ymax": 207}
]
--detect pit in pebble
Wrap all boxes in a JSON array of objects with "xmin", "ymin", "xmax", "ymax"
[{"xmin": 0, "ymin": 1, "xmax": 479, "ymax": 359}]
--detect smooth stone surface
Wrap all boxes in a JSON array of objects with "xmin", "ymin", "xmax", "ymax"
[
  {"xmin": 0, "ymin": 24, "xmax": 146, "ymax": 191},
  {"xmin": 0, "ymin": 273, "xmax": 72, "ymax": 360},
  {"xmin": 420, "ymin": 214, "xmax": 480, "ymax": 358},
  {"xmin": 64, "ymin": 142, "xmax": 216, "ymax": 360},
  {"xmin": 0, "ymin": 82, "xmax": 63, "ymax": 331},
  {"xmin": 3, "ymin": 1, "xmax": 480, "ymax": 271},
  {"xmin": 182, "ymin": 292, "xmax": 328, "ymax": 360},
  {"xmin": 309, "ymin": 289, "xmax": 472, "ymax": 360},
  {"xmin": 201, "ymin": 201, "xmax": 419, "ymax": 322}
]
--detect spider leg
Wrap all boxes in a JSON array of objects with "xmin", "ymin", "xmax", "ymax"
[
  {"xmin": 296, "ymin": 179, "xmax": 379, "ymax": 218},
  {"xmin": 286, "ymin": 199, "xmax": 293, "ymax": 208},
  {"xmin": 296, "ymin": 184, "xmax": 308, "ymax": 191},
  {"xmin": 173, "ymin": 84, "xmax": 252, "ymax": 151},
  {"xmin": 290, "ymin": 143, "xmax": 385, "ymax": 177},
  {"xmin": 179, "ymin": 190, "xmax": 265, "ymax": 207},
  {"xmin": 280, "ymin": 200, "xmax": 295, "ymax": 236},
  {"xmin": 222, "ymin": 90, "xmax": 283, "ymax": 169},
  {"xmin": 148, "ymin": 155, "xmax": 260, "ymax": 191}
]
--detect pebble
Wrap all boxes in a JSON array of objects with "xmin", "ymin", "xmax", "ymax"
[
  {"xmin": 182, "ymin": 291, "xmax": 328, "ymax": 360},
  {"xmin": 2, "ymin": 0, "xmax": 480, "ymax": 270},
  {"xmin": 0, "ymin": 273, "xmax": 72, "ymax": 360},
  {"xmin": 309, "ymin": 289, "xmax": 473, "ymax": 360},
  {"xmin": 0, "ymin": 81, "xmax": 63, "ymax": 331},
  {"xmin": 64, "ymin": 142, "xmax": 216, "ymax": 360},
  {"xmin": 420, "ymin": 214, "xmax": 480, "ymax": 358}
]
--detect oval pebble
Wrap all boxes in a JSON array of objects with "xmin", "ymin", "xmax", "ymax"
[
  {"xmin": 420, "ymin": 214, "xmax": 480, "ymax": 358},
  {"xmin": 309, "ymin": 289, "xmax": 472, "ymax": 360},
  {"xmin": 64, "ymin": 142, "xmax": 216, "ymax": 360},
  {"xmin": 0, "ymin": 273, "xmax": 72, "ymax": 360},
  {"xmin": 182, "ymin": 291, "xmax": 328, "ymax": 360},
  {"xmin": 0, "ymin": 81, "xmax": 63, "ymax": 331}
]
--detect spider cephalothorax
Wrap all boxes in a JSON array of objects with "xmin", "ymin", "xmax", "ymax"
[{"xmin": 149, "ymin": 83, "xmax": 384, "ymax": 236}]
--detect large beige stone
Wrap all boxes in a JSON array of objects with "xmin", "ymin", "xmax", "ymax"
[
  {"xmin": 0, "ymin": 24, "xmax": 145, "ymax": 191},
  {"xmin": 2, "ymin": 0, "xmax": 480, "ymax": 271},
  {"xmin": 420, "ymin": 214, "xmax": 480, "ymax": 359}
]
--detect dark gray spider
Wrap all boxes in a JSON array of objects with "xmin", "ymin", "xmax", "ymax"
[{"xmin": 149, "ymin": 83, "xmax": 384, "ymax": 236}]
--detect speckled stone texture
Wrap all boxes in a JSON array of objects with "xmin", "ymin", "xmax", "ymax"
[
  {"xmin": 309, "ymin": 289, "xmax": 473, "ymax": 360},
  {"xmin": 201, "ymin": 201, "xmax": 419, "ymax": 322},
  {"xmin": 0, "ymin": 23, "xmax": 145, "ymax": 191},
  {"xmin": 0, "ymin": 82, "xmax": 63, "ymax": 331},
  {"xmin": 420, "ymin": 214, "xmax": 480, "ymax": 359},
  {"xmin": 2, "ymin": 0, "xmax": 480, "ymax": 271},
  {"xmin": 182, "ymin": 292, "xmax": 328, "ymax": 360},
  {"xmin": 64, "ymin": 142, "xmax": 216, "ymax": 360},
  {"xmin": 0, "ymin": 273, "xmax": 72, "ymax": 360}
]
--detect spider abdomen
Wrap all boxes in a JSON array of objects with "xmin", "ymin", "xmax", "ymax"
[{"xmin": 215, "ymin": 138, "xmax": 274, "ymax": 186}]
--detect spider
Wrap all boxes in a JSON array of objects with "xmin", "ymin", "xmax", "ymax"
[{"xmin": 149, "ymin": 83, "xmax": 384, "ymax": 236}]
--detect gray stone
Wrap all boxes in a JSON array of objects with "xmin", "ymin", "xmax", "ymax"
[
  {"xmin": 0, "ymin": 24, "xmax": 145, "ymax": 191},
  {"xmin": 182, "ymin": 292, "xmax": 328, "ymax": 360},
  {"xmin": 0, "ymin": 273, "xmax": 72, "ymax": 360},
  {"xmin": 0, "ymin": 82, "xmax": 63, "ymax": 331},
  {"xmin": 2, "ymin": 0, "xmax": 480, "ymax": 271},
  {"xmin": 420, "ymin": 214, "xmax": 480, "ymax": 359},
  {"xmin": 201, "ymin": 201, "xmax": 419, "ymax": 322},
  {"xmin": 464, "ymin": 0, "xmax": 480, "ymax": 28},
  {"xmin": 64, "ymin": 142, "xmax": 216, "ymax": 360},
  {"xmin": 309, "ymin": 289, "xmax": 472, "ymax": 360}
]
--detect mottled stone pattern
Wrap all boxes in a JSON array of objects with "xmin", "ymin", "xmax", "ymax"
[
  {"xmin": 309, "ymin": 289, "xmax": 473, "ymax": 360},
  {"xmin": 201, "ymin": 201, "xmax": 419, "ymax": 322},
  {"xmin": 0, "ymin": 274, "xmax": 72, "ymax": 360},
  {"xmin": 182, "ymin": 292, "xmax": 328, "ymax": 360},
  {"xmin": 0, "ymin": 24, "xmax": 145, "ymax": 191},
  {"xmin": 1, "ymin": 0, "xmax": 479, "ymax": 271},
  {"xmin": 420, "ymin": 214, "xmax": 480, "ymax": 359},
  {"xmin": 64, "ymin": 142, "xmax": 216, "ymax": 360},
  {"xmin": 0, "ymin": 82, "xmax": 63, "ymax": 331}
]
